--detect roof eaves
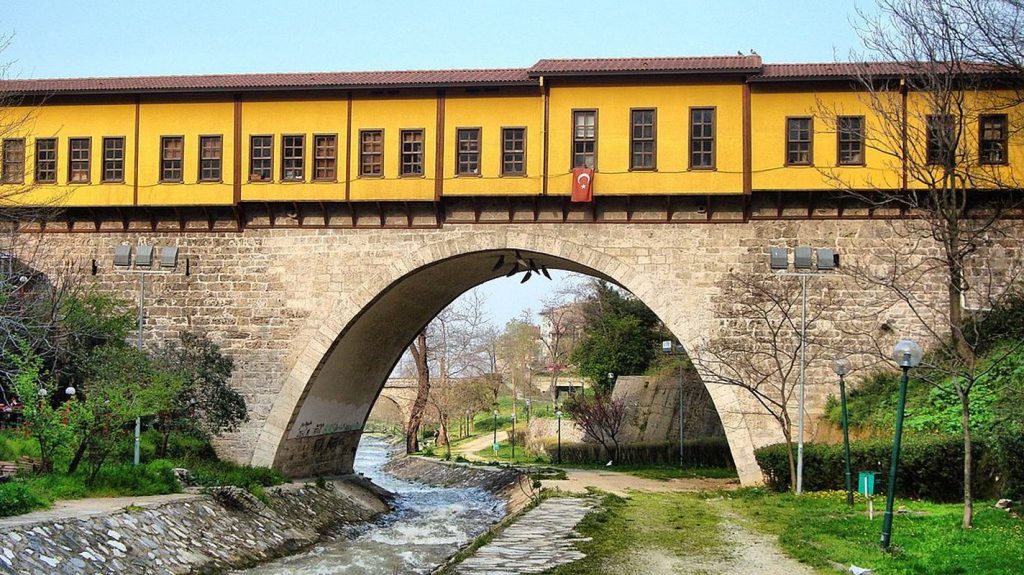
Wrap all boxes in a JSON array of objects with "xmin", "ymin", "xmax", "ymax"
[
  {"xmin": 1, "ymin": 79, "xmax": 539, "ymax": 97},
  {"xmin": 527, "ymin": 67, "xmax": 762, "ymax": 78}
]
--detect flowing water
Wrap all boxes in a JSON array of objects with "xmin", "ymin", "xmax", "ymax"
[{"xmin": 234, "ymin": 436, "xmax": 506, "ymax": 575}]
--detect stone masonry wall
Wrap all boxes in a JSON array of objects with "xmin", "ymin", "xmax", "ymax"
[
  {"xmin": 0, "ymin": 479, "xmax": 389, "ymax": 575},
  {"xmin": 13, "ymin": 218, "xmax": 1023, "ymax": 485}
]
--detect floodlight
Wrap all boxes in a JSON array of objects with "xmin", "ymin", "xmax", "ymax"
[
  {"xmin": 159, "ymin": 246, "xmax": 179, "ymax": 269},
  {"xmin": 770, "ymin": 247, "xmax": 789, "ymax": 270},
  {"xmin": 817, "ymin": 248, "xmax": 837, "ymax": 270},
  {"xmin": 113, "ymin": 245, "xmax": 132, "ymax": 267},
  {"xmin": 794, "ymin": 246, "xmax": 813, "ymax": 269},
  {"xmin": 135, "ymin": 245, "xmax": 154, "ymax": 268}
]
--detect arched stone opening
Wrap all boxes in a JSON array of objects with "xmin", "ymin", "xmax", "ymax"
[{"xmin": 251, "ymin": 235, "xmax": 766, "ymax": 485}]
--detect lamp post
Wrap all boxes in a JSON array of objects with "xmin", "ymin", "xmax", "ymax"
[
  {"xmin": 606, "ymin": 372, "xmax": 615, "ymax": 391},
  {"xmin": 770, "ymin": 246, "xmax": 838, "ymax": 495},
  {"xmin": 492, "ymin": 408, "xmax": 499, "ymax": 456},
  {"xmin": 510, "ymin": 403, "xmax": 516, "ymax": 461},
  {"xmin": 833, "ymin": 356, "xmax": 853, "ymax": 507},
  {"xmin": 880, "ymin": 339, "xmax": 923, "ymax": 551},
  {"xmin": 662, "ymin": 340, "xmax": 686, "ymax": 467},
  {"xmin": 555, "ymin": 407, "xmax": 563, "ymax": 464},
  {"xmin": 112, "ymin": 244, "xmax": 184, "ymax": 465}
]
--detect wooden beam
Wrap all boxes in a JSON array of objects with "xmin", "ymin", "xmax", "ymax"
[
  {"xmin": 133, "ymin": 96, "xmax": 141, "ymax": 206},
  {"xmin": 434, "ymin": 89, "xmax": 446, "ymax": 201},
  {"xmin": 233, "ymin": 95, "xmax": 243, "ymax": 204}
]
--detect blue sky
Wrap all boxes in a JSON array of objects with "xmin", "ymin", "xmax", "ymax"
[
  {"xmin": 1, "ymin": 0, "xmax": 870, "ymax": 327},
  {"xmin": 3, "ymin": 1, "xmax": 869, "ymax": 79}
]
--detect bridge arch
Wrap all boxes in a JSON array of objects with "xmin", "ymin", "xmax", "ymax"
[{"xmin": 250, "ymin": 229, "xmax": 765, "ymax": 484}]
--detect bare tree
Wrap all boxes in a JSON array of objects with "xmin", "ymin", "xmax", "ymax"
[
  {"xmin": 538, "ymin": 292, "xmax": 584, "ymax": 401},
  {"xmin": 405, "ymin": 331, "xmax": 430, "ymax": 454},
  {"xmin": 496, "ymin": 314, "xmax": 540, "ymax": 412},
  {"xmin": 480, "ymin": 325, "xmax": 504, "ymax": 403},
  {"xmin": 815, "ymin": 0, "xmax": 1024, "ymax": 527},
  {"xmin": 693, "ymin": 273, "xmax": 836, "ymax": 491},
  {"xmin": 562, "ymin": 390, "xmax": 629, "ymax": 463},
  {"xmin": 425, "ymin": 289, "xmax": 492, "ymax": 458}
]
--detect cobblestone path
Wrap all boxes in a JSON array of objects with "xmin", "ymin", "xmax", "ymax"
[{"xmin": 454, "ymin": 497, "xmax": 598, "ymax": 575}]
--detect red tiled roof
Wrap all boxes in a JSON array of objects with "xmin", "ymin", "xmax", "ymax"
[
  {"xmin": 754, "ymin": 61, "xmax": 1010, "ymax": 81},
  {"xmin": 530, "ymin": 55, "xmax": 762, "ymax": 76},
  {"xmin": 0, "ymin": 68, "xmax": 534, "ymax": 95},
  {"xmin": 0, "ymin": 57, "xmax": 1011, "ymax": 95}
]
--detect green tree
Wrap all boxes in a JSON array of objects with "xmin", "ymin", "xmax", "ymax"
[
  {"xmin": 155, "ymin": 331, "xmax": 245, "ymax": 457},
  {"xmin": 570, "ymin": 281, "xmax": 663, "ymax": 388},
  {"xmin": 7, "ymin": 342, "xmax": 80, "ymax": 473},
  {"xmin": 67, "ymin": 344, "xmax": 180, "ymax": 480}
]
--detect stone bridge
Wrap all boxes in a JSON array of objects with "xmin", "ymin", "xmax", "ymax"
[
  {"xmin": 15, "ymin": 197, "xmax": 1021, "ymax": 486},
  {"xmin": 369, "ymin": 378, "xmax": 421, "ymax": 426}
]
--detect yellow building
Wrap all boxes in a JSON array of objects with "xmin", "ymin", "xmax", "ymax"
[{"xmin": 0, "ymin": 56, "xmax": 1019, "ymax": 219}]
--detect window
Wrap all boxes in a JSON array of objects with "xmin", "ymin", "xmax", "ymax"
[
  {"xmin": 282, "ymin": 135, "xmax": 304, "ymax": 181},
  {"xmin": 837, "ymin": 116, "xmax": 865, "ymax": 166},
  {"xmin": 1, "ymin": 139, "xmax": 25, "ymax": 184},
  {"xmin": 630, "ymin": 109, "xmax": 656, "ymax": 170},
  {"xmin": 68, "ymin": 138, "xmax": 91, "ymax": 183},
  {"xmin": 34, "ymin": 138, "xmax": 56, "ymax": 184},
  {"xmin": 786, "ymin": 117, "xmax": 813, "ymax": 165},
  {"xmin": 400, "ymin": 129, "xmax": 424, "ymax": 176},
  {"xmin": 102, "ymin": 137, "xmax": 125, "ymax": 182},
  {"xmin": 690, "ymin": 108, "xmax": 715, "ymax": 169},
  {"xmin": 199, "ymin": 136, "xmax": 222, "ymax": 182},
  {"xmin": 160, "ymin": 136, "xmax": 183, "ymax": 182},
  {"xmin": 501, "ymin": 128, "xmax": 526, "ymax": 176},
  {"xmin": 250, "ymin": 135, "xmax": 273, "ymax": 181},
  {"xmin": 572, "ymin": 110, "xmax": 597, "ymax": 169},
  {"xmin": 456, "ymin": 128, "xmax": 481, "ymax": 175},
  {"xmin": 360, "ymin": 130, "xmax": 383, "ymax": 176},
  {"xmin": 313, "ymin": 134, "xmax": 337, "ymax": 181},
  {"xmin": 979, "ymin": 114, "xmax": 1008, "ymax": 165},
  {"xmin": 926, "ymin": 114, "xmax": 955, "ymax": 165}
]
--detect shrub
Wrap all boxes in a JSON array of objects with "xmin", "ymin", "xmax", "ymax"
[
  {"xmin": 754, "ymin": 437, "xmax": 1000, "ymax": 502},
  {"xmin": 0, "ymin": 431, "xmax": 41, "ymax": 461},
  {"xmin": 185, "ymin": 459, "xmax": 285, "ymax": 490},
  {"xmin": 992, "ymin": 431, "xmax": 1024, "ymax": 500},
  {"xmin": 87, "ymin": 460, "xmax": 181, "ymax": 496},
  {"xmin": 542, "ymin": 438, "xmax": 734, "ymax": 468},
  {"xmin": 0, "ymin": 481, "xmax": 48, "ymax": 517}
]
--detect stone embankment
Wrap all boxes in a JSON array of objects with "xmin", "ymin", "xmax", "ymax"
[
  {"xmin": 0, "ymin": 479, "xmax": 389, "ymax": 575},
  {"xmin": 384, "ymin": 456, "xmax": 534, "ymax": 512}
]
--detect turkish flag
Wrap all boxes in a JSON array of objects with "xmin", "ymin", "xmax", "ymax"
[{"xmin": 571, "ymin": 167, "xmax": 594, "ymax": 203}]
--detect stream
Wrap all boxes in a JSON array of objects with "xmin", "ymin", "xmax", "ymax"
[{"xmin": 233, "ymin": 436, "xmax": 506, "ymax": 575}]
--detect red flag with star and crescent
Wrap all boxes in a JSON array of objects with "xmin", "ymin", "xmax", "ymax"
[{"xmin": 571, "ymin": 167, "xmax": 594, "ymax": 203}]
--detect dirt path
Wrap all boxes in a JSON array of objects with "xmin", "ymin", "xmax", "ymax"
[
  {"xmin": 541, "ymin": 468, "xmax": 739, "ymax": 496},
  {"xmin": 535, "ymin": 470, "xmax": 814, "ymax": 575},
  {"xmin": 0, "ymin": 493, "xmax": 200, "ymax": 529},
  {"xmin": 683, "ymin": 498, "xmax": 817, "ymax": 575},
  {"xmin": 451, "ymin": 430, "xmax": 506, "ymax": 461}
]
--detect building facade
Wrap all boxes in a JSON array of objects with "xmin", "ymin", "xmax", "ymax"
[
  {"xmin": 2, "ymin": 55, "xmax": 1018, "ymax": 215},
  {"xmin": 1, "ymin": 56, "xmax": 1020, "ymax": 483}
]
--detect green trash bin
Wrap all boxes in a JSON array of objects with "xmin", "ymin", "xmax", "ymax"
[{"xmin": 859, "ymin": 471, "xmax": 879, "ymax": 497}]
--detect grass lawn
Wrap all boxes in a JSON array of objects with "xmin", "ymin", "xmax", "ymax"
[
  {"xmin": 546, "ymin": 491, "xmax": 725, "ymax": 574},
  {"xmin": 0, "ymin": 430, "xmax": 287, "ymax": 518},
  {"xmin": 473, "ymin": 443, "xmax": 550, "ymax": 464},
  {"xmin": 724, "ymin": 488, "xmax": 1024, "ymax": 575},
  {"xmin": 554, "ymin": 463, "xmax": 738, "ymax": 481}
]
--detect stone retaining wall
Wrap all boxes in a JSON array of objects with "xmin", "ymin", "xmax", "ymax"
[
  {"xmin": 385, "ymin": 456, "xmax": 534, "ymax": 513},
  {"xmin": 0, "ymin": 479, "xmax": 389, "ymax": 575}
]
